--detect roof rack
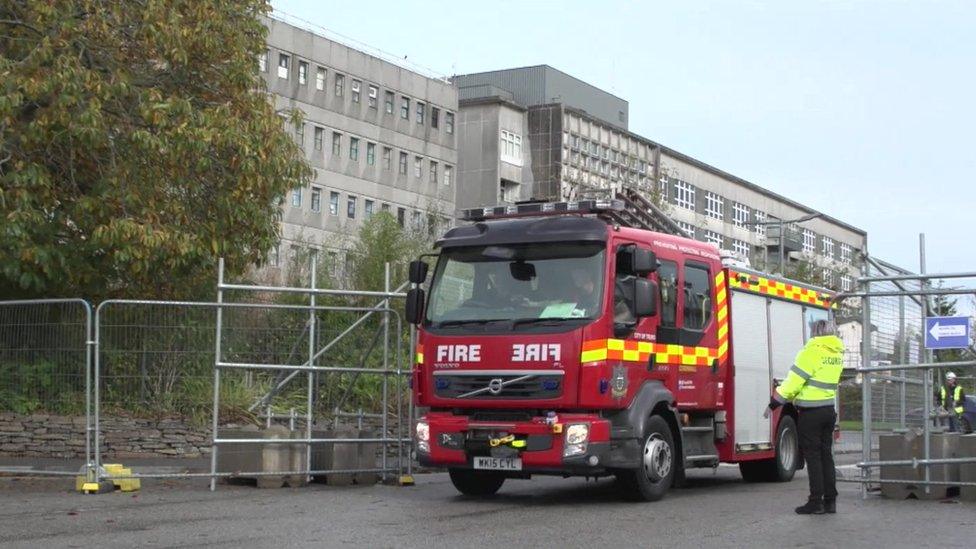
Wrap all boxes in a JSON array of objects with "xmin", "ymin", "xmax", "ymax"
[{"xmin": 460, "ymin": 199, "xmax": 625, "ymax": 222}]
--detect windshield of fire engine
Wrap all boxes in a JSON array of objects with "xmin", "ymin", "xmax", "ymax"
[{"xmin": 425, "ymin": 243, "xmax": 606, "ymax": 327}]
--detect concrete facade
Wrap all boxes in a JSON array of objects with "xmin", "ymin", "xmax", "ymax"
[
  {"xmin": 261, "ymin": 17, "xmax": 458, "ymax": 275},
  {"xmin": 456, "ymin": 67, "xmax": 867, "ymax": 291}
]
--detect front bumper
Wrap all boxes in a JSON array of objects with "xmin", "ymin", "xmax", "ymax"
[{"xmin": 416, "ymin": 411, "xmax": 638, "ymax": 475}]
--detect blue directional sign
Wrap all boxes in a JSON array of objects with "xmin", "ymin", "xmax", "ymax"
[{"xmin": 924, "ymin": 316, "xmax": 971, "ymax": 350}]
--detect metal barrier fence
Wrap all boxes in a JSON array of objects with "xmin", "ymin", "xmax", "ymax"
[
  {"xmin": 839, "ymin": 241, "xmax": 976, "ymax": 497},
  {"xmin": 0, "ymin": 259, "xmax": 414, "ymax": 489},
  {"xmin": 0, "ymin": 299, "xmax": 93, "ymax": 477}
]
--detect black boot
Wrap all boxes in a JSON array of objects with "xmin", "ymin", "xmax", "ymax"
[
  {"xmin": 795, "ymin": 498, "xmax": 825, "ymax": 515},
  {"xmin": 824, "ymin": 498, "xmax": 836, "ymax": 514}
]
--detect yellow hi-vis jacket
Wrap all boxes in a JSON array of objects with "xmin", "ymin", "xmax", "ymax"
[
  {"xmin": 774, "ymin": 335, "xmax": 845, "ymax": 408},
  {"xmin": 940, "ymin": 385, "xmax": 964, "ymax": 415}
]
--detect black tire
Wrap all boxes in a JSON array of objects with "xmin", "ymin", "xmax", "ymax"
[
  {"xmin": 738, "ymin": 415, "xmax": 799, "ymax": 483},
  {"xmin": 448, "ymin": 468, "xmax": 505, "ymax": 496},
  {"xmin": 961, "ymin": 417, "xmax": 973, "ymax": 434},
  {"xmin": 615, "ymin": 415, "xmax": 676, "ymax": 501}
]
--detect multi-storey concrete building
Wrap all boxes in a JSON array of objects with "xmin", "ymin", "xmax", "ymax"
[
  {"xmin": 261, "ymin": 16, "xmax": 458, "ymax": 276},
  {"xmin": 456, "ymin": 65, "xmax": 866, "ymax": 291}
]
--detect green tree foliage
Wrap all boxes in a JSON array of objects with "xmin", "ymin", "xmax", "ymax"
[
  {"xmin": 349, "ymin": 212, "xmax": 432, "ymax": 292},
  {"xmin": 0, "ymin": 1, "xmax": 311, "ymax": 300}
]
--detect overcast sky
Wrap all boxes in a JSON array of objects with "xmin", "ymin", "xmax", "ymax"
[{"xmin": 272, "ymin": 0, "xmax": 975, "ymax": 280}]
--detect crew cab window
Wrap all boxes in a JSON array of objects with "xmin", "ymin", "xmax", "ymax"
[
  {"xmin": 657, "ymin": 260, "xmax": 678, "ymax": 328},
  {"xmin": 683, "ymin": 263, "xmax": 712, "ymax": 330},
  {"xmin": 613, "ymin": 246, "xmax": 637, "ymax": 327}
]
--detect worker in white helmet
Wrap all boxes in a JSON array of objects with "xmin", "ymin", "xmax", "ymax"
[{"xmin": 936, "ymin": 372, "xmax": 966, "ymax": 432}]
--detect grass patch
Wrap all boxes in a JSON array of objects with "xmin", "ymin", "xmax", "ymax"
[{"xmin": 839, "ymin": 420, "xmax": 903, "ymax": 431}]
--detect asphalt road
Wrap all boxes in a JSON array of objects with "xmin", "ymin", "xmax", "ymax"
[{"xmin": 0, "ymin": 464, "xmax": 972, "ymax": 549}]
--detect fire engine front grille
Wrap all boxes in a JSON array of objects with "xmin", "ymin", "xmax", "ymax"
[{"xmin": 434, "ymin": 373, "xmax": 562, "ymax": 400}]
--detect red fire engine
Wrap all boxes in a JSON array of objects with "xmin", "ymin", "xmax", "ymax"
[{"xmin": 405, "ymin": 200, "xmax": 835, "ymax": 501}]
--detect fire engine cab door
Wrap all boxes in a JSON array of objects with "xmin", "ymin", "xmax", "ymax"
[{"xmin": 731, "ymin": 291, "xmax": 772, "ymax": 446}]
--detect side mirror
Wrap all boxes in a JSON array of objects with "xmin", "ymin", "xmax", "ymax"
[
  {"xmin": 632, "ymin": 248, "xmax": 657, "ymax": 275},
  {"xmin": 633, "ymin": 278, "xmax": 657, "ymax": 317},
  {"xmin": 405, "ymin": 288, "xmax": 425, "ymax": 324},
  {"xmin": 409, "ymin": 260, "xmax": 429, "ymax": 284}
]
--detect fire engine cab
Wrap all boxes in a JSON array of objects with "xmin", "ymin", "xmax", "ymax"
[{"xmin": 405, "ymin": 199, "xmax": 835, "ymax": 501}]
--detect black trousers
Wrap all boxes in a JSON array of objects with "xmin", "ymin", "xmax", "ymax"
[{"xmin": 798, "ymin": 405, "xmax": 837, "ymax": 500}]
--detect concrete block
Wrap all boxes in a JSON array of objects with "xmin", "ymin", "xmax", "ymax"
[
  {"xmin": 880, "ymin": 431, "xmax": 960, "ymax": 500},
  {"xmin": 959, "ymin": 435, "xmax": 976, "ymax": 502}
]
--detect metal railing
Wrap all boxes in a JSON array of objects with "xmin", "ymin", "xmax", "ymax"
[{"xmin": 836, "ymin": 238, "xmax": 976, "ymax": 497}]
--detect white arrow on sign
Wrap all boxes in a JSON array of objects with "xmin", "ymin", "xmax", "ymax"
[{"xmin": 928, "ymin": 322, "xmax": 967, "ymax": 342}]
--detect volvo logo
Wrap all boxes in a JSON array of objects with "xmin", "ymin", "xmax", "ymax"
[{"xmin": 487, "ymin": 378, "xmax": 504, "ymax": 395}]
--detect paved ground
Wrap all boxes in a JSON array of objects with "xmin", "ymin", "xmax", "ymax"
[{"xmin": 0, "ymin": 459, "xmax": 971, "ymax": 549}]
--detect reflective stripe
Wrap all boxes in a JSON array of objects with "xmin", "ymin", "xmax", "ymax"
[
  {"xmin": 773, "ymin": 392, "xmax": 787, "ymax": 404},
  {"xmin": 794, "ymin": 398, "xmax": 836, "ymax": 408},
  {"xmin": 789, "ymin": 364, "xmax": 811, "ymax": 380},
  {"xmin": 805, "ymin": 379, "xmax": 838, "ymax": 390}
]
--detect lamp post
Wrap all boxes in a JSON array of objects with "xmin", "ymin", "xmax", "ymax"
[{"xmin": 742, "ymin": 212, "xmax": 823, "ymax": 275}]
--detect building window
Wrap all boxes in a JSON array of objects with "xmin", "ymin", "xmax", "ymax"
[
  {"xmin": 431, "ymin": 107, "xmax": 440, "ymax": 128},
  {"xmin": 298, "ymin": 61, "xmax": 308, "ymax": 85},
  {"xmin": 294, "ymin": 122, "xmax": 304, "ymax": 148},
  {"xmin": 349, "ymin": 137, "xmax": 359, "ymax": 161},
  {"xmin": 802, "ymin": 229, "xmax": 816, "ymax": 255},
  {"xmin": 673, "ymin": 179, "xmax": 695, "ymax": 210},
  {"xmin": 732, "ymin": 239, "xmax": 750, "ymax": 258},
  {"xmin": 754, "ymin": 210, "xmax": 767, "ymax": 237},
  {"xmin": 571, "ymin": 135, "xmax": 580, "ymax": 150},
  {"xmin": 732, "ymin": 202, "xmax": 749, "ymax": 228},
  {"xmin": 840, "ymin": 274, "xmax": 853, "ymax": 292},
  {"xmin": 268, "ymin": 244, "xmax": 279, "ymax": 267},
  {"xmin": 397, "ymin": 207, "xmax": 405, "ymax": 227},
  {"xmin": 400, "ymin": 96, "xmax": 410, "ymax": 119},
  {"xmin": 329, "ymin": 191, "xmax": 339, "ymax": 215},
  {"xmin": 500, "ymin": 180, "xmax": 519, "ymax": 203},
  {"xmin": 331, "ymin": 132, "xmax": 341, "ymax": 156},
  {"xmin": 313, "ymin": 126, "xmax": 323, "ymax": 151},
  {"xmin": 315, "ymin": 67, "xmax": 326, "ymax": 90},
  {"xmin": 445, "ymin": 112, "xmax": 454, "ymax": 134},
  {"xmin": 398, "ymin": 151, "xmax": 408, "ymax": 175},
  {"xmin": 277, "ymin": 53, "xmax": 289, "ymax": 79},
  {"xmin": 364, "ymin": 199, "xmax": 374, "ymax": 219},
  {"xmin": 366, "ymin": 142, "xmax": 375, "ymax": 165},
  {"xmin": 291, "ymin": 187, "xmax": 302, "ymax": 208},
  {"xmin": 334, "ymin": 73, "xmax": 344, "ymax": 96},
  {"xmin": 703, "ymin": 230, "xmax": 723, "ymax": 247},
  {"xmin": 677, "ymin": 221, "xmax": 696, "ymax": 239},
  {"xmin": 429, "ymin": 161, "xmax": 438, "ymax": 184},
  {"xmin": 822, "ymin": 237, "xmax": 835, "ymax": 259},
  {"xmin": 382, "ymin": 147, "xmax": 392, "ymax": 170},
  {"xmin": 351, "ymin": 79, "xmax": 361, "ymax": 103},
  {"xmin": 381, "ymin": 203, "xmax": 390, "ymax": 213},
  {"xmin": 414, "ymin": 156, "xmax": 423, "ymax": 178},
  {"xmin": 258, "ymin": 50, "xmax": 268, "ymax": 72},
  {"xmin": 412, "ymin": 210, "xmax": 422, "ymax": 231},
  {"xmin": 347, "ymin": 195, "xmax": 356, "ymax": 219},
  {"xmin": 500, "ymin": 130, "xmax": 522, "ymax": 164},
  {"xmin": 822, "ymin": 268, "xmax": 834, "ymax": 288},
  {"xmin": 444, "ymin": 165, "xmax": 453, "ymax": 186},
  {"xmin": 840, "ymin": 243, "xmax": 853, "ymax": 264},
  {"xmin": 416, "ymin": 102, "xmax": 425, "ymax": 124},
  {"xmin": 705, "ymin": 192, "xmax": 724, "ymax": 221},
  {"xmin": 368, "ymin": 85, "xmax": 378, "ymax": 108},
  {"xmin": 384, "ymin": 91, "xmax": 394, "ymax": 114},
  {"xmin": 310, "ymin": 187, "xmax": 321, "ymax": 213}
]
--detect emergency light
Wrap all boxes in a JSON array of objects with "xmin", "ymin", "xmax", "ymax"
[{"xmin": 461, "ymin": 199, "xmax": 625, "ymax": 222}]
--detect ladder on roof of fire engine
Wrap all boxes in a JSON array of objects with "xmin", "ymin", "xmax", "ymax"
[{"xmin": 597, "ymin": 185, "xmax": 689, "ymax": 238}]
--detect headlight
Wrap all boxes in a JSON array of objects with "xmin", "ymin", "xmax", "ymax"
[
  {"xmin": 563, "ymin": 423, "xmax": 589, "ymax": 457},
  {"xmin": 565, "ymin": 424, "xmax": 589, "ymax": 445},
  {"xmin": 416, "ymin": 421, "xmax": 430, "ymax": 453},
  {"xmin": 415, "ymin": 421, "xmax": 430, "ymax": 442}
]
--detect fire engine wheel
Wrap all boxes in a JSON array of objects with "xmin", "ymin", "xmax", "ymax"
[
  {"xmin": 448, "ymin": 468, "xmax": 505, "ymax": 496},
  {"xmin": 616, "ymin": 415, "xmax": 675, "ymax": 502},
  {"xmin": 739, "ymin": 415, "xmax": 798, "ymax": 482}
]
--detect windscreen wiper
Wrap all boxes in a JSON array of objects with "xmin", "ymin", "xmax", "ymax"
[
  {"xmin": 435, "ymin": 319, "xmax": 509, "ymax": 328},
  {"xmin": 510, "ymin": 317, "xmax": 577, "ymax": 329}
]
